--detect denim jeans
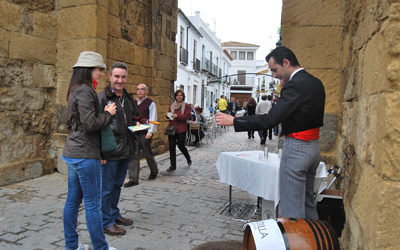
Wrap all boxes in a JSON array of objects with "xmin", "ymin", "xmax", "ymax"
[
  {"xmin": 101, "ymin": 158, "xmax": 129, "ymax": 228},
  {"xmin": 62, "ymin": 156, "xmax": 108, "ymax": 250}
]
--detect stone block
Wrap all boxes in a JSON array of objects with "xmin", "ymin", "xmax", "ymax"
[
  {"xmin": 108, "ymin": 0, "xmax": 119, "ymax": 16},
  {"xmin": 58, "ymin": 0, "xmax": 105, "ymax": 8},
  {"xmin": 374, "ymin": 180, "xmax": 400, "ymax": 249},
  {"xmin": 376, "ymin": 92, "xmax": 400, "ymax": 179},
  {"xmin": 96, "ymin": 5, "xmax": 108, "ymax": 40},
  {"xmin": 282, "ymin": 0, "xmax": 342, "ymax": 26},
  {"xmin": 57, "ymin": 148, "xmax": 67, "ymax": 174},
  {"xmin": 384, "ymin": 22, "xmax": 400, "ymax": 55},
  {"xmin": 362, "ymin": 31, "xmax": 392, "ymax": 95},
  {"xmin": 33, "ymin": 12, "xmax": 57, "ymax": 40},
  {"xmin": 309, "ymin": 69, "xmax": 341, "ymax": 114},
  {"xmin": 56, "ymin": 38, "xmax": 107, "ymax": 72},
  {"xmin": 0, "ymin": 28, "xmax": 10, "ymax": 57},
  {"xmin": 0, "ymin": 1, "xmax": 21, "ymax": 31},
  {"xmin": 58, "ymin": 5, "xmax": 97, "ymax": 40},
  {"xmin": 351, "ymin": 164, "xmax": 380, "ymax": 248},
  {"xmin": 319, "ymin": 113, "xmax": 338, "ymax": 152},
  {"xmin": 10, "ymin": 32, "xmax": 56, "ymax": 64},
  {"xmin": 32, "ymin": 64, "xmax": 56, "ymax": 88},
  {"xmin": 108, "ymin": 14, "xmax": 121, "ymax": 38},
  {"xmin": 352, "ymin": 95, "xmax": 378, "ymax": 166},
  {"xmin": 107, "ymin": 37, "xmax": 135, "ymax": 64},
  {"xmin": 351, "ymin": 2, "xmax": 380, "ymax": 50},
  {"xmin": 282, "ymin": 26, "xmax": 342, "ymax": 69}
]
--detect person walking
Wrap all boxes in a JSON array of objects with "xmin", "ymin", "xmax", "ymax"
[
  {"xmin": 216, "ymin": 95, "xmax": 228, "ymax": 113},
  {"xmin": 165, "ymin": 89, "xmax": 192, "ymax": 171},
  {"xmin": 124, "ymin": 83, "xmax": 159, "ymax": 187},
  {"xmin": 97, "ymin": 62, "xmax": 139, "ymax": 236},
  {"xmin": 62, "ymin": 51, "xmax": 117, "ymax": 250},
  {"xmin": 215, "ymin": 46, "xmax": 325, "ymax": 220},
  {"xmin": 245, "ymin": 97, "xmax": 257, "ymax": 139},
  {"xmin": 255, "ymin": 94, "xmax": 272, "ymax": 144}
]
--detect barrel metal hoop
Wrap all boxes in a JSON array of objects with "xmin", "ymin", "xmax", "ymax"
[
  {"xmin": 276, "ymin": 221, "xmax": 290, "ymax": 250},
  {"xmin": 311, "ymin": 220, "xmax": 329, "ymax": 250},
  {"xmin": 304, "ymin": 219, "xmax": 322, "ymax": 250},
  {"xmin": 318, "ymin": 221, "xmax": 334, "ymax": 250}
]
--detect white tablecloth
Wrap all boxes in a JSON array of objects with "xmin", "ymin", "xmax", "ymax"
[{"xmin": 216, "ymin": 151, "xmax": 328, "ymax": 208}]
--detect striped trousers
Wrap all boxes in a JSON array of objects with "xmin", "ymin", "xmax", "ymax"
[{"xmin": 279, "ymin": 136, "xmax": 320, "ymax": 219}]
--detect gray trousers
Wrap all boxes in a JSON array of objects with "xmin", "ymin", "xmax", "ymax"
[
  {"xmin": 279, "ymin": 136, "xmax": 320, "ymax": 219},
  {"xmin": 127, "ymin": 133, "xmax": 158, "ymax": 182}
]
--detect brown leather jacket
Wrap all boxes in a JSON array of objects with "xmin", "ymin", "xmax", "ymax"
[{"xmin": 63, "ymin": 84, "xmax": 113, "ymax": 159}]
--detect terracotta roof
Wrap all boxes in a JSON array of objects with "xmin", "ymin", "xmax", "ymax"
[{"xmin": 221, "ymin": 41, "xmax": 260, "ymax": 48}]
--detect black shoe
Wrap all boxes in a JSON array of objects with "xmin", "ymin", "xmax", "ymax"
[
  {"xmin": 188, "ymin": 160, "xmax": 192, "ymax": 166},
  {"xmin": 166, "ymin": 167, "xmax": 176, "ymax": 171},
  {"xmin": 123, "ymin": 181, "xmax": 138, "ymax": 187},
  {"xmin": 148, "ymin": 173, "xmax": 157, "ymax": 180}
]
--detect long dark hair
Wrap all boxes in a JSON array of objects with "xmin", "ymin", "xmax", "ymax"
[
  {"xmin": 66, "ymin": 67, "xmax": 94, "ymax": 101},
  {"xmin": 246, "ymin": 97, "xmax": 257, "ymax": 108}
]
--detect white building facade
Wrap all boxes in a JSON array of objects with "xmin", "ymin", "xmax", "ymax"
[{"xmin": 175, "ymin": 10, "xmax": 232, "ymax": 110}]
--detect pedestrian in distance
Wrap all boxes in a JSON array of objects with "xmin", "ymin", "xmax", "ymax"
[
  {"xmin": 62, "ymin": 51, "xmax": 118, "ymax": 250},
  {"xmin": 215, "ymin": 46, "xmax": 325, "ymax": 220},
  {"xmin": 125, "ymin": 83, "xmax": 159, "ymax": 187},
  {"xmin": 165, "ymin": 89, "xmax": 192, "ymax": 171},
  {"xmin": 255, "ymin": 94, "xmax": 272, "ymax": 144},
  {"xmin": 97, "ymin": 62, "xmax": 140, "ymax": 236},
  {"xmin": 245, "ymin": 97, "xmax": 257, "ymax": 139}
]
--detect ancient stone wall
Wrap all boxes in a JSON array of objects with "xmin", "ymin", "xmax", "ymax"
[
  {"xmin": 282, "ymin": 0, "xmax": 400, "ymax": 248},
  {"xmin": 0, "ymin": 0, "xmax": 177, "ymax": 183}
]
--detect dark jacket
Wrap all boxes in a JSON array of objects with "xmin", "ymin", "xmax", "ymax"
[
  {"xmin": 63, "ymin": 84, "xmax": 113, "ymax": 159},
  {"xmin": 234, "ymin": 70, "xmax": 325, "ymax": 135},
  {"xmin": 246, "ymin": 104, "xmax": 256, "ymax": 116},
  {"xmin": 168, "ymin": 103, "xmax": 190, "ymax": 134},
  {"xmin": 98, "ymin": 86, "xmax": 139, "ymax": 160}
]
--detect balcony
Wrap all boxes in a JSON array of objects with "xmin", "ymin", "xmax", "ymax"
[
  {"xmin": 202, "ymin": 57, "xmax": 210, "ymax": 72},
  {"xmin": 211, "ymin": 63, "xmax": 218, "ymax": 76},
  {"xmin": 193, "ymin": 58, "xmax": 201, "ymax": 72},
  {"xmin": 179, "ymin": 47, "xmax": 188, "ymax": 65}
]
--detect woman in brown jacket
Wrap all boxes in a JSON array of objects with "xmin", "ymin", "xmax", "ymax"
[
  {"xmin": 62, "ymin": 51, "xmax": 117, "ymax": 250},
  {"xmin": 165, "ymin": 89, "xmax": 192, "ymax": 171}
]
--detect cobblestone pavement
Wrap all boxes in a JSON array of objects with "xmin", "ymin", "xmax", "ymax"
[{"xmin": 0, "ymin": 128, "xmax": 280, "ymax": 250}]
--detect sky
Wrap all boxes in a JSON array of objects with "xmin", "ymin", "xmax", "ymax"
[{"xmin": 178, "ymin": 0, "xmax": 282, "ymax": 61}]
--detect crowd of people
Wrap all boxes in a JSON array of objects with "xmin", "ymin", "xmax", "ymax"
[{"xmin": 62, "ymin": 45, "xmax": 325, "ymax": 249}]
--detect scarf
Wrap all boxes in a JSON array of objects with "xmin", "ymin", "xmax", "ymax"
[
  {"xmin": 92, "ymin": 80, "xmax": 98, "ymax": 90},
  {"xmin": 171, "ymin": 101, "xmax": 185, "ymax": 114}
]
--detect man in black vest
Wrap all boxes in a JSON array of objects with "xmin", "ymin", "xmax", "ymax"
[
  {"xmin": 125, "ymin": 83, "xmax": 158, "ymax": 187},
  {"xmin": 215, "ymin": 46, "xmax": 325, "ymax": 219}
]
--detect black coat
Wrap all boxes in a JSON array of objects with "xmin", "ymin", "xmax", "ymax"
[
  {"xmin": 63, "ymin": 84, "xmax": 113, "ymax": 159},
  {"xmin": 234, "ymin": 70, "xmax": 325, "ymax": 135},
  {"xmin": 98, "ymin": 86, "xmax": 139, "ymax": 160}
]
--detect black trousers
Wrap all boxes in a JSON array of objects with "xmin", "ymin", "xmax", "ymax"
[
  {"xmin": 127, "ymin": 132, "xmax": 158, "ymax": 182},
  {"xmin": 168, "ymin": 132, "xmax": 191, "ymax": 168}
]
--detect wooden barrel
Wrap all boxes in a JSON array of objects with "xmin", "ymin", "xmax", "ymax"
[{"xmin": 243, "ymin": 218, "xmax": 340, "ymax": 250}]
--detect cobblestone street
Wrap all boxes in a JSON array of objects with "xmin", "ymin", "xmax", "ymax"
[{"xmin": 0, "ymin": 128, "xmax": 280, "ymax": 250}]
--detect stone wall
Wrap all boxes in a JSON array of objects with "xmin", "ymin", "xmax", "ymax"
[
  {"xmin": 0, "ymin": 0, "xmax": 177, "ymax": 183},
  {"xmin": 282, "ymin": 0, "xmax": 400, "ymax": 248}
]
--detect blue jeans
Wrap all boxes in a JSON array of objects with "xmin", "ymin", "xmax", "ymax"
[
  {"xmin": 62, "ymin": 156, "xmax": 108, "ymax": 250},
  {"xmin": 101, "ymin": 158, "xmax": 129, "ymax": 228}
]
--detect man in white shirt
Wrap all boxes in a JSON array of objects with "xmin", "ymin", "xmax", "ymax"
[{"xmin": 255, "ymin": 94, "xmax": 272, "ymax": 144}]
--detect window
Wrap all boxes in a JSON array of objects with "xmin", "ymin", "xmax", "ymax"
[
  {"xmin": 247, "ymin": 52, "xmax": 254, "ymax": 60},
  {"xmin": 230, "ymin": 51, "xmax": 237, "ymax": 59},
  {"xmin": 193, "ymin": 40, "xmax": 197, "ymax": 62},
  {"xmin": 179, "ymin": 26, "xmax": 184, "ymax": 47},
  {"xmin": 239, "ymin": 51, "xmax": 245, "ymax": 60},
  {"xmin": 238, "ymin": 70, "xmax": 246, "ymax": 84}
]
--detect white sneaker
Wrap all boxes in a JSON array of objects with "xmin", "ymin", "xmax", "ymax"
[
  {"xmin": 75, "ymin": 242, "xmax": 89, "ymax": 250},
  {"xmin": 108, "ymin": 247, "xmax": 118, "ymax": 250}
]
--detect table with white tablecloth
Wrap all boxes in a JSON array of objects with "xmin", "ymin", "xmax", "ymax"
[{"xmin": 216, "ymin": 151, "xmax": 328, "ymax": 217}]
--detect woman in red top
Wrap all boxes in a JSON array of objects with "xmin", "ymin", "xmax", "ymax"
[{"xmin": 165, "ymin": 89, "xmax": 192, "ymax": 171}]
